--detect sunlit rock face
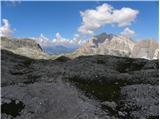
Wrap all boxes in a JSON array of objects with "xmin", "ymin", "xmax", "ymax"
[
  {"xmin": 1, "ymin": 37, "xmax": 48, "ymax": 59},
  {"xmin": 1, "ymin": 37, "xmax": 43, "ymax": 51},
  {"xmin": 1, "ymin": 49, "xmax": 159, "ymax": 119},
  {"xmin": 76, "ymin": 33, "xmax": 135, "ymax": 57},
  {"xmin": 132, "ymin": 39, "xmax": 159, "ymax": 59},
  {"xmin": 153, "ymin": 49, "xmax": 159, "ymax": 59}
]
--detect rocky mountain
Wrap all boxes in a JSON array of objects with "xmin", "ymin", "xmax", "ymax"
[
  {"xmin": 74, "ymin": 33, "xmax": 159, "ymax": 59},
  {"xmin": 1, "ymin": 35, "xmax": 158, "ymax": 60},
  {"xmin": 1, "ymin": 37, "xmax": 48, "ymax": 59},
  {"xmin": 75, "ymin": 33, "xmax": 135, "ymax": 57},
  {"xmin": 1, "ymin": 49, "xmax": 159, "ymax": 119}
]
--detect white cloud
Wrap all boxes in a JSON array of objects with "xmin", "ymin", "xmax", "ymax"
[
  {"xmin": 8, "ymin": 0, "xmax": 21, "ymax": 6},
  {"xmin": 55, "ymin": 32, "xmax": 62, "ymax": 41},
  {"xmin": 112, "ymin": 7, "xmax": 139, "ymax": 27},
  {"xmin": 73, "ymin": 34, "xmax": 84, "ymax": 44},
  {"xmin": 34, "ymin": 33, "xmax": 85, "ymax": 48},
  {"xmin": 34, "ymin": 33, "xmax": 52, "ymax": 47},
  {"xmin": 0, "ymin": 19, "xmax": 14, "ymax": 37},
  {"xmin": 78, "ymin": 3, "xmax": 139, "ymax": 35},
  {"xmin": 120, "ymin": 27, "xmax": 135, "ymax": 37},
  {"xmin": 52, "ymin": 33, "xmax": 85, "ymax": 47},
  {"xmin": 53, "ymin": 32, "xmax": 75, "ymax": 46}
]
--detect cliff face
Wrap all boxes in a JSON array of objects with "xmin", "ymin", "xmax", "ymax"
[
  {"xmin": 1, "ymin": 37, "xmax": 48, "ymax": 59},
  {"xmin": 1, "ymin": 49, "xmax": 159, "ymax": 119},
  {"xmin": 132, "ymin": 39, "xmax": 159, "ymax": 59}
]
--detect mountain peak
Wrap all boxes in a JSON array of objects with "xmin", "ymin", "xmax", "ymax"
[{"xmin": 92, "ymin": 33, "xmax": 113, "ymax": 47}]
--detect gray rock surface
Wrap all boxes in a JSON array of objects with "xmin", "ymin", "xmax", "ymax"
[
  {"xmin": 1, "ymin": 49, "xmax": 159, "ymax": 119},
  {"xmin": 120, "ymin": 84, "xmax": 158, "ymax": 118}
]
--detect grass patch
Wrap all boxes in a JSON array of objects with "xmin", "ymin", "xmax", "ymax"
[
  {"xmin": 24, "ymin": 74, "xmax": 40, "ymax": 84},
  {"xmin": 116, "ymin": 58, "xmax": 146, "ymax": 73},
  {"xmin": 54, "ymin": 56, "xmax": 71, "ymax": 62},
  {"xmin": 68, "ymin": 75, "xmax": 121, "ymax": 102},
  {"xmin": 23, "ymin": 59, "xmax": 34, "ymax": 67},
  {"xmin": 96, "ymin": 59, "xmax": 106, "ymax": 64}
]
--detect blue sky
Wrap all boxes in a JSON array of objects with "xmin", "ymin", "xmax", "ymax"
[{"xmin": 1, "ymin": 1, "xmax": 159, "ymax": 41}]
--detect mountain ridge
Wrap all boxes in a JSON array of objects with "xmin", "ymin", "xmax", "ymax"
[
  {"xmin": 1, "ymin": 34, "xmax": 159, "ymax": 60},
  {"xmin": 74, "ymin": 33, "xmax": 158, "ymax": 60}
]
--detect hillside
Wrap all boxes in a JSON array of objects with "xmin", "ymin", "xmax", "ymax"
[
  {"xmin": 1, "ymin": 49, "xmax": 159, "ymax": 119},
  {"xmin": 1, "ymin": 37, "xmax": 48, "ymax": 59}
]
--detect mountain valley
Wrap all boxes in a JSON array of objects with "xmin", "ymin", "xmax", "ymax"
[{"xmin": 1, "ymin": 35, "xmax": 159, "ymax": 118}]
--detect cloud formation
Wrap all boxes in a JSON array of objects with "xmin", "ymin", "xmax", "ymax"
[
  {"xmin": 0, "ymin": 19, "xmax": 14, "ymax": 37},
  {"xmin": 34, "ymin": 33, "xmax": 85, "ymax": 48},
  {"xmin": 7, "ymin": 0, "xmax": 22, "ymax": 6},
  {"xmin": 78, "ymin": 3, "xmax": 139, "ymax": 35},
  {"xmin": 120, "ymin": 27, "xmax": 135, "ymax": 37},
  {"xmin": 52, "ymin": 32, "xmax": 84, "ymax": 47}
]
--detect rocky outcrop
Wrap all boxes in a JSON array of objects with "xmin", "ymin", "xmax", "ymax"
[
  {"xmin": 153, "ymin": 49, "xmax": 159, "ymax": 59},
  {"xmin": 1, "ymin": 49, "xmax": 159, "ymax": 119},
  {"xmin": 1, "ymin": 37, "xmax": 48, "ymax": 59},
  {"xmin": 132, "ymin": 40, "xmax": 159, "ymax": 59}
]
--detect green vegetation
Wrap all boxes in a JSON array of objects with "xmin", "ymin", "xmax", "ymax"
[
  {"xmin": 23, "ymin": 59, "xmax": 34, "ymax": 67},
  {"xmin": 96, "ymin": 59, "xmax": 106, "ymax": 64},
  {"xmin": 23, "ymin": 75, "xmax": 40, "ymax": 84},
  {"xmin": 68, "ymin": 75, "xmax": 121, "ymax": 102},
  {"xmin": 54, "ymin": 56, "xmax": 71, "ymax": 62},
  {"xmin": 116, "ymin": 58, "xmax": 146, "ymax": 73}
]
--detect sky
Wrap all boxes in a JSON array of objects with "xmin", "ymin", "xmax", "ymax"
[{"xmin": 1, "ymin": 1, "xmax": 159, "ymax": 45}]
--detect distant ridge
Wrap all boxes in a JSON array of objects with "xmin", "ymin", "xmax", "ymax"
[
  {"xmin": 1, "ymin": 34, "xmax": 159, "ymax": 60},
  {"xmin": 1, "ymin": 37, "xmax": 48, "ymax": 59}
]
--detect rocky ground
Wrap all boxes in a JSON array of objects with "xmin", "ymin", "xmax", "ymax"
[{"xmin": 1, "ymin": 49, "xmax": 159, "ymax": 119}]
